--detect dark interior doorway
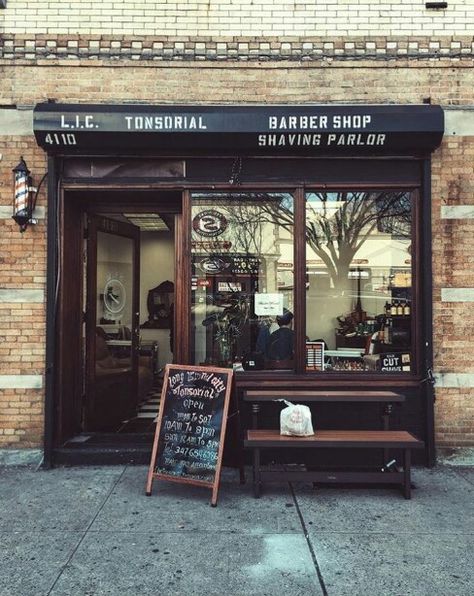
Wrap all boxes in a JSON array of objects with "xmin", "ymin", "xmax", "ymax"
[{"xmin": 55, "ymin": 189, "xmax": 183, "ymax": 460}]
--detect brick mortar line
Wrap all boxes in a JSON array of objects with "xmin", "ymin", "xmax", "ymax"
[
  {"xmin": 2, "ymin": 34, "xmax": 473, "ymax": 41},
  {"xmin": 2, "ymin": 57, "xmax": 474, "ymax": 69},
  {"xmin": 1, "ymin": 50, "xmax": 473, "ymax": 61}
]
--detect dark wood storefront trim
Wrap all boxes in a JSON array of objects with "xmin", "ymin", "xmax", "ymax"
[
  {"xmin": 47, "ymin": 179, "xmax": 432, "ymax": 465},
  {"xmin": 421, "ymin": 158, "xmax": 436, "ymax": 467},
  {"xmin": 38, "ymin": 103, "xmax": 442, "ymax": 466},
  {"xmin": 43, "ymin": 155, "xmax": 59, "ymax": 469}
]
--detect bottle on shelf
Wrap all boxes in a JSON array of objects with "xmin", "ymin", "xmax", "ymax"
[
  {"xmin": 384, "ymin": 318, "xmax": 391, "ymax": 344},
  {"xmin": 390, "ymin": 300, "xmax": 397, "ymax": 316},
  {"xmin": 397, "ymin": 300, "xmax": 404, "ymax": 316},
  {"xmin": 404, "ymin": 301, "xmax": 411, "ymax": 316},
  {"xmin": 385, "ymin": 301, "xmax": 391, "ymax": 317}
]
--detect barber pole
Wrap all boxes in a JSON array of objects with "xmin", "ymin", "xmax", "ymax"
[{"xmin": 12, "ymin": 157, "xmax": 33, "ymax": 232}]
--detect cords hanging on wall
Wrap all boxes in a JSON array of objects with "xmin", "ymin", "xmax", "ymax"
[{"xmin": 229, "ymin": 157, "xmax": 243, "ymax": 185}]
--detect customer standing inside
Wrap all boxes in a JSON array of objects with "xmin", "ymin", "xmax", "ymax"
[{"xmin": 267, "ymin": 309, "xmax": 294, "ymax": 362}]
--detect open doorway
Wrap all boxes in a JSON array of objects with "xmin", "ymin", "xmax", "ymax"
[
  {"xmin": 85, "ymin": 212, "xmax": 176, "ymax": 434},
  {"xmin": 56, "ymin": 190, "xmax": 183, "ymax": 452}
]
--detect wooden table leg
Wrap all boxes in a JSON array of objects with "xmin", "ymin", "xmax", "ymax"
[
  {"xmin": 403, "ymin": 448, "xmax": 411, "ymax": 500},
  {"xmin": 252, "ymin": 403, "xmax": 260, "ymax": 429},
  {"xmin": 230, "ymin": 389, "xmax": 246, "ymax": 485},
  {"xmin": 253, "ymin": 447, "xmax": 261, "ymax": 499},
  {"xmin": 382, "ymin": 403, "xmax": 393, "ymax": 465}
]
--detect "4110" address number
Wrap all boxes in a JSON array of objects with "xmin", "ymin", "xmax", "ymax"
[{"xmin": 44, "ymin": 133, "xmax": 77, "ymax": 145}]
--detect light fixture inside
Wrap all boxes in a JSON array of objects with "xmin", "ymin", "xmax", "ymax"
[{"xmin": 123, "ymin": 213, "xmax": 170, "ymax": 231}]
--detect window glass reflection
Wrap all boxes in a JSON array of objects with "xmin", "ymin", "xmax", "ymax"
[
  {"xmin": 191, "ymin": 192, "xmax": 294, "ymax": 370},
  {"xmin": 305, "ymin": 191, "xmax": 413, "ymax": 373}
]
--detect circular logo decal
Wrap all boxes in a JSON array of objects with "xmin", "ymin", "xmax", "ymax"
[
  {"xmin": 103, "ymin": 278, "xmax": 126, "ymax": 314},
  {"xmin": 192, "ymin": 210, "xmax": 228, "ymax": 238},
  {"xmin": 198, "ymin": 257, "xmax": 232, "ymax": 274}
]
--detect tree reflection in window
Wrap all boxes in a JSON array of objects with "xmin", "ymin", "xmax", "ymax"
[{"xmin": 262, "ymin": 191, "xmax": 412, "ymax": 290}]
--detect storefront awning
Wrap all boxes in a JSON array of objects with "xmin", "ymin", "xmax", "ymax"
[{"xmin": 33, "ymin": 103, "xmax": 444, "ymax": 157}]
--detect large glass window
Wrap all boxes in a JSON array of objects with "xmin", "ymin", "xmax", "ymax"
[
  {"xmin": 190, "ymin": 189, "xmax": 415, "ymax": 375},
  {"xmin": 305, "ymin": 191, "xmax": 413, "ymax": 373},
  {"xmin": 191, "ymin": 192, "xmax": 294, "ymax": 369}
]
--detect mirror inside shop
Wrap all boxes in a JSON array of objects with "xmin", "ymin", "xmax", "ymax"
[{"xmin": 191, "ymin": 190, "xmax": 413, "ymax": 374}]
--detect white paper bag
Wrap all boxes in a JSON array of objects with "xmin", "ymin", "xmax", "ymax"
[{"xmin": 280, "ymin": 400, "xmax": 314, "ymax": 436}]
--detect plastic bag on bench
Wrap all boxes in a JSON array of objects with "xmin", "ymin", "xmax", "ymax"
[{"xmin": 280, "ymin": 400, "xmax": 314, "ymax": 436}]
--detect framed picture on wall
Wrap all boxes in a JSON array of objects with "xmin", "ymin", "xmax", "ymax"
[{"xmin": 142, "ymin": 280, "xmax": 174, "ymax": 329}]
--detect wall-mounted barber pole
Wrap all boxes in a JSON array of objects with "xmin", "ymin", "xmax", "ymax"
[{"xmin": 12, "ymin": 158, "xmax": 38, "ymax": 233}]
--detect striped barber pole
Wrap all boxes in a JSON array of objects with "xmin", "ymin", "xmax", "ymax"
[{"xmin": 14, "ymin": 170, "xmax": 29, "ymax": 215}]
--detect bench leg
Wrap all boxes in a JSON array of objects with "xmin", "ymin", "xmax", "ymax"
[
  {"xmin": 382, "ymin": 403, "xmax": 393, "ymax": 465},
  {"xmin": 403, "ymin": 448, "xmax": 411, "ymax": 500},
  {"xmin": 252, "ymin": 403, "xmax": 260, "ymax": 429},
  {"xmin": 253, "ymin": 447, "xmax": 261, "ymax": 498}
]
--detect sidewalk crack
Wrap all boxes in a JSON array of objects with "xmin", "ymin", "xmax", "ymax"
[
  {"xmin": 290, "ymin": 482, "xmax": 329, "ymax": 596},
  {"xmin": 452, "ymin": 467, "xmax": 474, "ymax": 487},
  {"xmin": 45, "ymin": 465, "xmax": 128, "ymax": 595}
]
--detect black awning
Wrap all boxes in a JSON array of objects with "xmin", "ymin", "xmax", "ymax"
[{"xmin": 33, "ymin": 103, "xmax": 444, "ymax": 157}]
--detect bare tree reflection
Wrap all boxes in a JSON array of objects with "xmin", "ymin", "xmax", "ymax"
[
  {"xmin": 261, "ymin": 191, "xmax": 411, "ymax": 289},
  {"xmin": 191, "ymin": 193, "xmax": 294, "ymax": 363}
]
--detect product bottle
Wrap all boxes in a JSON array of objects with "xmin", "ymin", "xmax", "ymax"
[
  {"xmin": 404, "ymin": 301, "xmax": 411, "ymax": 316},
  {"xmin": 390, "ymin": 301, "xmax": 397, "ymax": 316},
  {"xmin": 385, "ymin": 301, "xmax": 391, "ymax": 316},
  {"xmin": 396, "ymin": 300, "xmax": 403, "ymax": 315},
  {"xmin": 384, "ymin": 319, "xmax": 391, "ymax": 343}
]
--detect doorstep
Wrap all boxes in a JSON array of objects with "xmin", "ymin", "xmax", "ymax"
[{"xmin": 54, "ymin": 433, "xmax": 154, "ymax": 465}]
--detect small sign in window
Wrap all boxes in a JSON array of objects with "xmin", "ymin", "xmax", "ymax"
[{"xmin": 254, "ymin": 293, "xmax": 283, "ymax": 317}]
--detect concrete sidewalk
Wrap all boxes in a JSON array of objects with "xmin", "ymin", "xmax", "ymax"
[{"xmin": 0, "ymin": 462, "xmax": 473, "ymax": 596}]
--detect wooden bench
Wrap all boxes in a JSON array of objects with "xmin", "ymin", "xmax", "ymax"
[
  {"xmin": 243, "ymin": 389, "xmax": 405, "ymax": 426},
  {"xmin": 244, "ymin": 429, "xmax": 424, "ymax": 499},
  {"xmin": 243, "ymin": 389, "xmax": 406, "ymax": 403},
  {"xmin": 243, "ymin": 389, "xmax": 406, "ymax": 464}
]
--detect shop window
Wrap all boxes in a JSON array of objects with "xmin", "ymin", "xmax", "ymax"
[
  {"xmin": 305, "ymin": 191, "xmax": 413, "ymax": 374},
  {"xmin": 190, "ymin": 189, "xmax": 414, "ymax": 374},
  {"xmin": 190, "ymin": 192, "xmax": 294, "ymax": 369}
]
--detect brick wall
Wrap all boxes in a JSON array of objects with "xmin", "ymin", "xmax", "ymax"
[
  {"xmin": 431, "ymin": 135, "xmax": 474, "ymax": 446},
  {"xmin": 0, "ymin": 138, "xmax": 47, "ymax": 447},
  {"xmin": 1, "ymin": 41, "xmax": 474, "ymax": 448},
  {"xmin": 2, "ymin": 1, "xmax": 473, "ymax": 63},
  {"xmin": 2, "ymin": 59, "xmax": 474, "ymax": 106},
  {"xmin": 2, "ymin": 0, "xmax": 474, "ymax": 37}
]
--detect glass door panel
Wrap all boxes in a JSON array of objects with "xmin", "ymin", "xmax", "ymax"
[
  {"xmin": 97, "ymin": 231, "xmax": 134, "ymax": 362},
  {"xmin": 85, "ymin": 215, "xmax": 140, "ymax": 431}
]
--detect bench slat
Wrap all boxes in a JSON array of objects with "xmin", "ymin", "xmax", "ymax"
[
  {"xmin": 243, "ymin": 390, "xmax": 405, "ymax": 402},
  {"xmin": 245, "ymin": 429, "xmax": 424, "ymax": 449}
]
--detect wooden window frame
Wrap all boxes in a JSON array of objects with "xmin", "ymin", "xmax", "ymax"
[{"xmin": 186, "ymin": 185, "xmax": 421, "ymax": 379}]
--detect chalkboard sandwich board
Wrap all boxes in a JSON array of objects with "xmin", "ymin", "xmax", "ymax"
[{"xmin": 146, "ymin": 364, "xmax": 234, "ymax": 506}]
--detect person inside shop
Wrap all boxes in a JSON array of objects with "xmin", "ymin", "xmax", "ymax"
[
  {"xmin": 266, "ymin": 309, "xmax": 294, "ymax": 365},
  {"xmin": 255, "ymin": 315, "xmax": 277, "ymax": 355}
]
